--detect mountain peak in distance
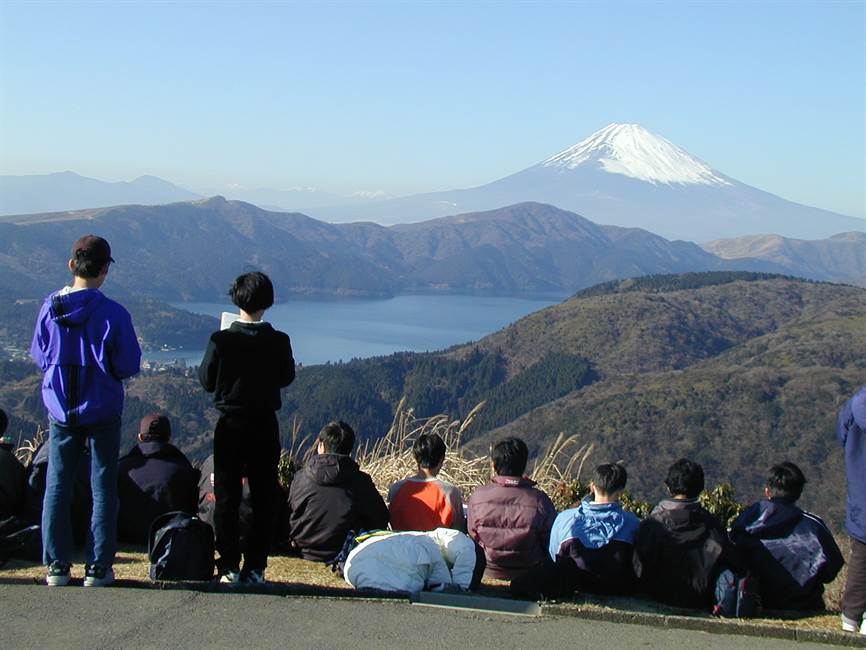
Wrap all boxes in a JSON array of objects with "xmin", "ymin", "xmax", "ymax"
[{"xmin": 540, "ymin": 122, "xmax": 730, "ymax": 186}]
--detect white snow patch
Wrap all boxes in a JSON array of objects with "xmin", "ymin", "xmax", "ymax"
[{"xmin": 541, "ymin": 123, "xmax": 730, "ymax": 186}]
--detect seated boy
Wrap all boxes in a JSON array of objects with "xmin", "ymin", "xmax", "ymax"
[
  {"xmin": 730, "ymin": 462, "xmax": 844, "ymax": 611},
  {"xmin": 467, "ymin": 437, "xmax": 556, "ymax": 580},
  {"xmin": 633, "ymin": 458, "xmax": 737, "ymax": 607},
  {"xmin": 0, "ymin": 408, "xmax": 27, "ymax": 519},
  {"xmin": 288, "ymin": 421, "xmax": 389, "ymax": 561},
  {"xmin": 117, "ymin": 414, "xmax": 199, "ymax": 544},
  {"xmin": 546, "ymin": 463, "xmax": 639, "ymax": 595},
  {"xmin": 388, "ymin": 432, "xmax": 466, "ymax": 532}
]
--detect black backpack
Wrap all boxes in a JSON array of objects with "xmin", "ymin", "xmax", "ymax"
[
  {"xmin": 148, "ymin": 511, "xmax": 215, "ymax": 581},
  {"xmin": 0, "ymin": 516, "xmax": 40, "ymax": 568}
]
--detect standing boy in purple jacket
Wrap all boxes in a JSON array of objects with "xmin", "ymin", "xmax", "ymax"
[
  {"xmin": 31, "ymin": 235, "xmax": 141, "ymax": 587},
  {"xmin": 838, "ymin": 387, "xmax": 866, "ymax": 635}
]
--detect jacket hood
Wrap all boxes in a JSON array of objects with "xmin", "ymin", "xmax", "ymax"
[
  {"xmin": 48, "ymin": 289, "xmax": 105, "ymax": 327},
  {"xmin": 741, "ymin": 499, "xmax": 803, "ymax": 538},
  {"xmin": 552, "ymin": 498, "xmax": 639, "ymax": 551},
  {"xmin": 228, "ymin": 321, "xmax": 275, "ymax": 337},
  {"xmin": 306, "ymin": 453, "xmax": 360, "ymax": 487},
  {"xmin": 651, "ymin": 498, "xmax": 716, "ymax": 541}
]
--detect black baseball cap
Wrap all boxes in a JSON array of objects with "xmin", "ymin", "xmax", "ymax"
[{"xmin": 139, "ymin": 414, "xmax": 171, "ymax": 440}]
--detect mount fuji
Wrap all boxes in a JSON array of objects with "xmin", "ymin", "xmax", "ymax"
[{"xmin": 304, "ymin": 123, "xmax": 864, "ymax": 242}]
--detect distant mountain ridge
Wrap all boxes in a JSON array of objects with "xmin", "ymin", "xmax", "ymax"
[
  {"xmin": 0, "ymin": 198, "xmax": 788, "ymax": 301},
  {"xmin": 0, "ymin": 171, "xmax": 201, "ymax": 215},
  {"xmin": 703, "ymin": 231, "xmax": 866, "ymax": 286},
  {"xmin": 301, "ymin": 123, "xmax": 864, "ymax": 241}
]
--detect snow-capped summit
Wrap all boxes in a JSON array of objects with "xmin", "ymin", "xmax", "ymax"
[
  {"xmin": 298, "ymin": 122, "xmax": 864, "ymax": 242},
  {"xmin": 541, "ymin": 123, "xmax": 730, "ymax": 186}
]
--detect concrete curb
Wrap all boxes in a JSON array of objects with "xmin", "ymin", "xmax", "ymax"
[
  {"xmin": 0, "ymin": 575, "xmax": 407, "ymax": 601},
  {"xmin": 542, "ymin": 604, "xmax": 866, "ymax": 647}
]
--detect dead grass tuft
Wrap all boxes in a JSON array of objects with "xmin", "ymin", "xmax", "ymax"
[{"xmin": 358, "ymin": 400, "xmax": 594, "ymax": 502}]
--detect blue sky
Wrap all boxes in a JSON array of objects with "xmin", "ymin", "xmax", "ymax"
[{"xmin": 1, "ymin": 1, "xmax": 864, "ymax": 217}]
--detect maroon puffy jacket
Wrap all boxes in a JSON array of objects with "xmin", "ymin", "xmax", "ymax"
[{"xmin": 467, "ymin": 476, "xmax": 556, "ymax": 579}]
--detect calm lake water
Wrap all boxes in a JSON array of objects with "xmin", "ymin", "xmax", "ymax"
[{"xmin": 147, "ymin": 294, "xmax": 563, "ymax": 366}]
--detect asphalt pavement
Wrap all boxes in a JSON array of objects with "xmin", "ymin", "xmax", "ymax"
[{"xmin": 0, "ymin": 584, "xmax": 844, "ymax": 649}]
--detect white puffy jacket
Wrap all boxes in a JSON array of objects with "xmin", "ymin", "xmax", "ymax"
[{"xmin": 343, "ymin": 528, "xmax": 478, "ymax": 592}]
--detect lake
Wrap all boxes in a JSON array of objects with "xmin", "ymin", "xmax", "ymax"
[{"xmin": 146, "ymin": 294, "xmax": 563, "ymax": 366}]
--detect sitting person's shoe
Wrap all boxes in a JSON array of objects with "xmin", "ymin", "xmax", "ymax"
[
  {"xmin": 46, "ymin": 561, "xmax": 71, "ymax": 587},
  {"xmin": 83, "ymin": 565, "xmax": 114, "ymax": 587},
  {"xmin": 242, "ymin": 569, "xmax": 266, "ymax": 585},
  {"xmin": 219, "ymin": 569, "xmax": 241, "ymax": 584}
]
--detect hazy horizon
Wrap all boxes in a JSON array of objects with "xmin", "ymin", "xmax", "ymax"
[{"xmin": 1, "ymin": 2, "xmax": 864, "ymax": 218}]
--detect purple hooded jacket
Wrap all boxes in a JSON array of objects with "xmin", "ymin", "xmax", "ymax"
[
  {"xmin": 838, "ymin": 387, "xmax": 866, "ymax": 543},
  {"xmin": 31, "ymin": 288, "xmax": 141, "ymax": 426}
]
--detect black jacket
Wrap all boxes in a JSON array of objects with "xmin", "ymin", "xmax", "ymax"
[
  {"xmin": 288, "ymin": 453, "xmax": 389, "ymax": 561},
  {"xmin": 633, "ymin": 498, "xmax": 736, "ymax": 608},
  {"xmin": 198, "ymin": 321, "xmax": 295, "ymax": 414},
  {"xmin": 117, "ymin": 441, "xmax": 200, "ymax": 544},
  {"xmin": 730, "ymin": 499, "xmax": 844, "ymax": 611},
  {"xmin": 0, "ymin": 444, "xmax": 26, "ymax": 518}
]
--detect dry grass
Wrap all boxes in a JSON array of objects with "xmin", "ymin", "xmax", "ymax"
[
  {"xmin": 357, "ymin": 399, "xmax": 492, "ymax": 499},
  {"xmin": 357, "ymin": 399, "xmax": 594, "ymax": 502},
  {"xmin": 14, "ymin": 427, "xmax": 45, "ymax": 467}
]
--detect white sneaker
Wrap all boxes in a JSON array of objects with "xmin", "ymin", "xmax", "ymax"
[
  {"xmin": 842, "ymin": 615, "xmax": 859, "ymax": 632},
  {"xmin": 219, "ymin": 569, "xmax": 241, "ymax": 584},
  {"xmin": 46, "ymin": 561, "xmax": 71, "ymax": 587},
  {"xmin": 861, "ymin": 618, "xmax": 866, "ymax": 635},
  {"xmin": 83, "ymin": 565, "xmax": 114, "ymax": 587}
]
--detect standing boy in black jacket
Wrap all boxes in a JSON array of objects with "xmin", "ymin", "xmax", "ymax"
[{"xmin": 199, "ymin": 272, "xmax": 295, "ymax": 584}]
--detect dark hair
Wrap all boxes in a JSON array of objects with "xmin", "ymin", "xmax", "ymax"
[
  {"xmin": 71, "ymin": 250, "xmax": 109, "ymax": 278},
  {"xmin": 766, "ymin": 461, "xmax": 806, "ymax": 501},
  {"xmin": 318, "ymin": 421, "xmax": 355, "ymax": 455},
  {"xmin": 491, "ymin": 437, "xmax": 528, "ymax": 477},
  {"xmin": 664, "ymin": 458, "xmax": 705, "ymax": 499},
  {"xmin": 592, "ymin": 463, "xmax": 628, "ymax": 495},
  {"xmin": 413, "ymin": 432, "xmax": 446, "ymax": 469},
  {"xmin": 0, "ymin": 408, "xmax": 7, "ymax": 436},
  {"xmin": 70, "ymin": 235, "xmax": 113, "ymax": 279},
  {"xmin": 229, "ymin": 272, "xmax": 274, "ymax": 313}
]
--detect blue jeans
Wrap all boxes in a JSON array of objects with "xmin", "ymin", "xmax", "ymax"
[{"xmin": 42, "ymin": 417, "xmax": 121, "ymax": 568}]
